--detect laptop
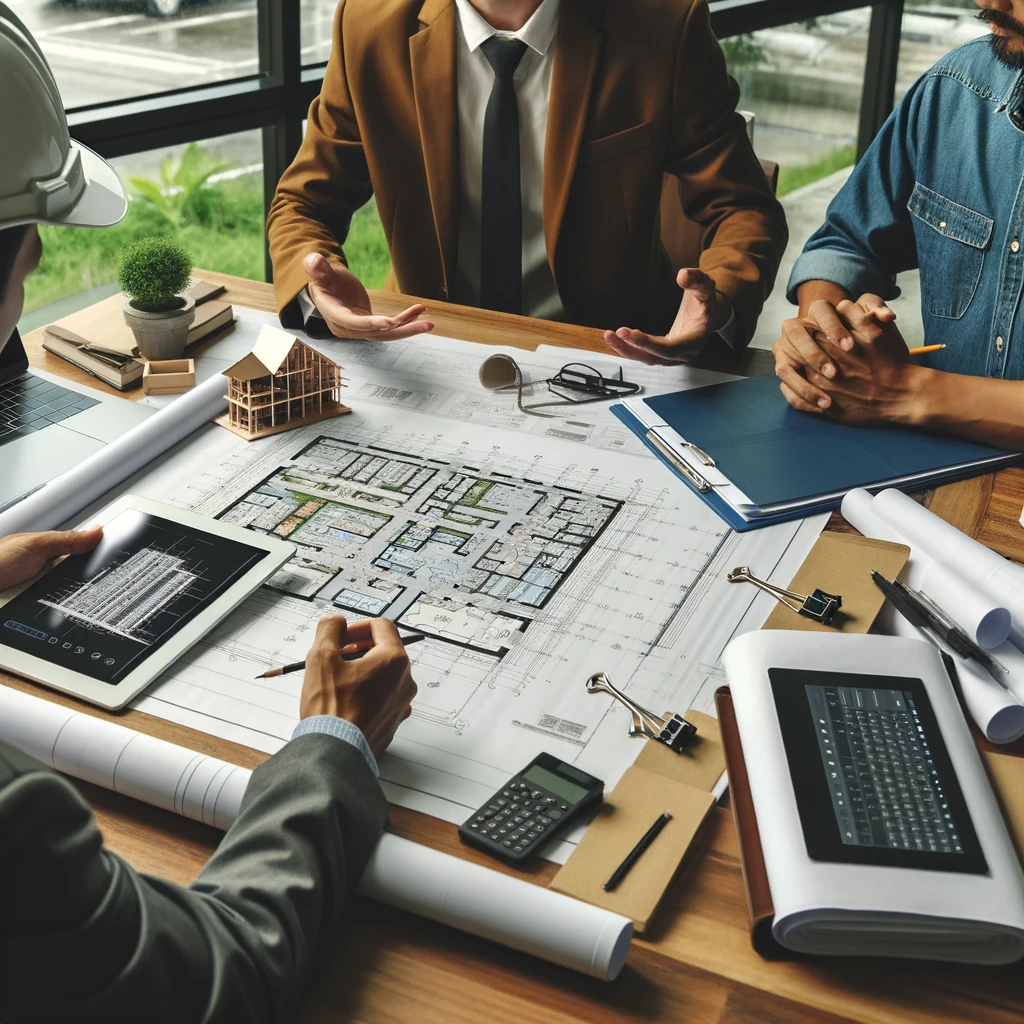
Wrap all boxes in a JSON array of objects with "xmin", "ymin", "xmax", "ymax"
[{"xmin": 0, "ymin": 327, "xmax": 152, "ymax": 510}]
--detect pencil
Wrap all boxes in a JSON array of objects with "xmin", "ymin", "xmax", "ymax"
[
  {"xmin": 254, "ymin": 633, "xmax": 427, "ymax": 678},
  {"xmin": 908, "ymin": 344, "xmax": 946, "ymax": 356},
  {"xmin": 603, "ymin": 811, "xmax": 673, "ymax": 892}
]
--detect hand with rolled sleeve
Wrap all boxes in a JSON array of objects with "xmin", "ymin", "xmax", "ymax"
[{"xmin": 603, "ymin": 268, "xmax": 737, "ymax": 365}]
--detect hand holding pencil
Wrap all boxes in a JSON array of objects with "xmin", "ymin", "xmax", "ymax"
[{"xmin": 296, "ymin": 615, "xmax": 419, "ymax": 758}]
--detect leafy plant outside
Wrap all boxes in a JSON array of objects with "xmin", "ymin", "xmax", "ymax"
[{"xmin": 777, "ymin": 144, "xmax": 856, "ymax": 197}]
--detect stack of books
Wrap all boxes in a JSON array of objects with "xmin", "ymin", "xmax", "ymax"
[{"xmin": 42, "ymin": 279, "xmax": 235, "ymax": 390}]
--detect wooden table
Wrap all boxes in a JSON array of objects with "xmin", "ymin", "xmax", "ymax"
[{"xmin": 14, "ymin": 272, "xmax": 1024, "ymax": 1024}]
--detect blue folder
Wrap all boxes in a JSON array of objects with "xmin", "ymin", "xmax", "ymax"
[{"xmin": 612, "ymin": 374, "xmax": 1022, "ymax": 532}]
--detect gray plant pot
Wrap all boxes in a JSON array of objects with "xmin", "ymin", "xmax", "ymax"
[{"xmin": 122, "ymin": 294, "xmax": 196, "ymax": 361}]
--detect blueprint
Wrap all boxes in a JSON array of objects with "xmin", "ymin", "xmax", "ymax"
[{"xmin": 124, "ymin": 391, "xmax": 823, "ymax": 860}]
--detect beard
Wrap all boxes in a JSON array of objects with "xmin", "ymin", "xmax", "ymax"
[{"xmin": 978, "ymin": 9, "xmax": 1024, "ymax": 70}]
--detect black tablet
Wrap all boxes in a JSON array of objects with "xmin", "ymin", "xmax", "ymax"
[{"xmin": 770, "ymin": 667, "xmax": 988, "ymax": 875}]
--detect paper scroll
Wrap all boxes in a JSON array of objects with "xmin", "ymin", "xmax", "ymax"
[
  {"xmin": 0, "ymin": 372, "xmax": 228, "ymax": 537},
  {"xmin": 0, "ymin": 685, "xmax": 632, "ymax": 981}
]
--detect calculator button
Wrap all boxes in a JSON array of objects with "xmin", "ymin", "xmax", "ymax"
[
  {"xmin": 469, "ymin": 823, "xmax": 480, "ymax": 830},
  {"xmin": 508, "ymin": 802, "xmax": 520, "ymax": 811},
  {"xmin": 494, "ymin": 798, "xmax": 508, "ymax": 808},
  {"xmin": 538, "ymin": 816, "xmax": 552, "ymax": 826},
  {"xmin": 498, "ymin": 827, "xmax": 509, "ymax": 835},
  {"xmin": 530, "ymin": 790, "xmax": 543, "ymax": 799},
  {"xmin": 489, "ymin": 832, "xmax": 501, "ymax": 840},
  {"xmin": 475, "ymin": 814, "xmax": 487, "ymax": 822},
  {"xmin": 535, "ymin": 825, "xmax": 546, "ymax": 833},
  {"xmin": 502, "ymin": 840, "xmax": 513, "ymax": 848},
  {"xmin": 511, "ymin": 816, "xmax": 523, "ymax": 825},
  {"xmin": 526, "ymin": 831, "xmax": 538, "ymax": 839},
  {"xmin": 547, "ymin": 809, "xmax": 563, "ymax": 820},
  {"xmin": 522, "ymin": 819, "xmax": 535, "ymax": 829},
  {"xmin": 486, "ymin": 804, "xmax": 500, "ymax": 814},
  {"xmin": 543, "ymin": 797, "xmax": 556, "ymax": 805},
  {"xmin": 493, "ymin": 814, "xmax": 505, "ymax": 823},
  {"xmin": 513, "ymin": 844, "xmax": 526, "ymax": 853},
  {"xmin": 560, "ymin": 804, "xmax": 568, "ymax": 811},
  {"xmin": 502, "ymin": 790, "xmax": 513, "ymax": 798}
]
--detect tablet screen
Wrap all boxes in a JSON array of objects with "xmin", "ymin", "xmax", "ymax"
[
  {"xmin": 770, "ymin": 668, "xmax": 987, "ymax": 874},
  {"xmin": 1, "ymin": 509, "xmax": 265, "ymax": 685}
]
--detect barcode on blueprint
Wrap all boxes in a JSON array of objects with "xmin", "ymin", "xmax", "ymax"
[{"xmin": 359, "ymin": 384, "xmax": 415, "ymax": 402}]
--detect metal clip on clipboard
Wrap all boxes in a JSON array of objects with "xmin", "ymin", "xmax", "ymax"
[
  {"xmin": 586, "ymin": 672, "xmax": 697, "ymax": 753},
  {"xmin": 643, "ymin": 427, "xmax": 716, "ymax": 494}
]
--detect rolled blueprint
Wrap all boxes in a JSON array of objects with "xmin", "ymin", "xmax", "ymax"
[
  {"xmin": 871, "ymin": 488, "xmax": 1024, "ymax": 627},
  {"xmin": 0, "ymin": 685, "xmax": 632, "ymax": 981},
  {"xmin": 921, "ymin": 561, "xmax": 1012, "ymax": 650},
  {"xmin": 0, "ymin": 372, "xmax": 228, "ymax": 537},
  {"xmin": 842, "ymin": 488, "xmax": 1024, "ymax": 743}
]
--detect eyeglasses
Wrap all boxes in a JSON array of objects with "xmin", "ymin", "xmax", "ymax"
[{"xmin": 479, "ymin": 354, "xmax": 642, "ymax": 415}]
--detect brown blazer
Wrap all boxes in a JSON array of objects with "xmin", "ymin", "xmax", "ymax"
[{"xmin": 268, "ymin": 0, "xmax": 788, "ymax": 345}]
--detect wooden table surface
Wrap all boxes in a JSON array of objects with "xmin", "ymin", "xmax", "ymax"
[{"xmin": 14, "ymin": 272, "xmax": 1024, "ymax": 1024}]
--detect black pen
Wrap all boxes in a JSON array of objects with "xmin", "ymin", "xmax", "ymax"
[
  {"xmin": 254, "ymin": 634, "xmax": 426, "ymax": 679},
  {"xmin": 603, "ymin": 811, "xmax": 673, "ymax": 892}
]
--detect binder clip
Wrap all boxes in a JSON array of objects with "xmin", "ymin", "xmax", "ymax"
[
  {"xmin": 727, "ymin": 566, "xmax": 842, "ymax": 625},
  {"xmin": 586, "ymin": 672, "xmax": 697, "ymax": 753}
]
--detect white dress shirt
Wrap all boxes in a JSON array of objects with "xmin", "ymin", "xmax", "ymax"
[{"xmin": 452, "ymin": 0, "xmax": 563, "ymax": 321}]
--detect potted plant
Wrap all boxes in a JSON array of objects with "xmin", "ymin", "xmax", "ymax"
[{"xmin": 119, "ymin": 236, "xmax": 195, "ymax": 361}]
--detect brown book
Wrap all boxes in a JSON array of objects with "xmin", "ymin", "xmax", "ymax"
[
  {"xmin": 46, "ymin": 280, "xmax": 234, "ymax": 360},
  {"xmin": 41, "ymin": 331, "xmax": 144, "ymax": 390}
]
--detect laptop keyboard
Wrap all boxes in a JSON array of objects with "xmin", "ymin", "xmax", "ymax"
[{"xmin": 0, "ymin": 374, "xmax": 99, "ymax": 446}]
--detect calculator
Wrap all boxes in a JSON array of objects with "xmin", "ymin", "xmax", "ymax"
[{"xmin": 458, "ymin": 752, "xmax": 604, "ymax": 864}]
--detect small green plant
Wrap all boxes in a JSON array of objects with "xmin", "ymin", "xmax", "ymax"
[
  {"xmin": 129, "ymin": 142, "xmax": 232, "ymax": 229},
  {"xmin": 118, "ymin": 236, "xmax": 193, "ymax": 310}
]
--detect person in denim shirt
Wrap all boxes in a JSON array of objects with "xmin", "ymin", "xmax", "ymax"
[{"xmin": 774, "ymin": 1, "xmax": 1024, "ymax": 449}]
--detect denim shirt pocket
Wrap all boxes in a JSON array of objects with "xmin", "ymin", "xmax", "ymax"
[{"xmin": 907, "ymin": 182, "xmax": 993, "ymax": 319}]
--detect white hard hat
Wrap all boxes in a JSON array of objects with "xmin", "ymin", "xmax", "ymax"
[{"xmin": 0, "ymin": 2, "xmax": 127, "ymax": 231}]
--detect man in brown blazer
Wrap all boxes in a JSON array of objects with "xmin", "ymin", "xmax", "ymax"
[{"xmin": 268, "ymin": 0, "xmax": 787, "ymax": 363}]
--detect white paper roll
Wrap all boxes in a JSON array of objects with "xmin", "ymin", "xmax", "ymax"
[
  {"xmin": 0, "ymin": 373, "xmax": 228, "ymax": 536},
  {"xmin": 921, "ymin": 562, "xmax": 1012, "ymax": 650},
  {"xmin": 0, "ymin": 686, "xmax": 632, "ymax": 981}
]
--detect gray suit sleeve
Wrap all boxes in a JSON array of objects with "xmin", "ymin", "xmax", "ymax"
[{"xmin": 0, "ymin": 733, "xmax": 388, "ymax": 1024}]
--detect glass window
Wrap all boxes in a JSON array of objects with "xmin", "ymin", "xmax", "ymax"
[
  {"xmin": 302, "ymin": 0, "xmax": 335, "ymax": 66},
  {"xmin": 896, "ymin": 1, "xmax": 989, "ymax": 104},
  {"xmin": 19, "ymin": 0, "xmax": 259, "ymax": 109},
  {"xmin": 721, "ymin": 11, "xmax": 874, "ymax": 348},
  {"xmin": 21, "ymin": 130, "xmax": 265, "ymax": 330}
]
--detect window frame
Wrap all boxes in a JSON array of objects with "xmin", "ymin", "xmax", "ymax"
[{"xmin": 64, "ymin": 0, "xmax": 906, "ymax": 281}]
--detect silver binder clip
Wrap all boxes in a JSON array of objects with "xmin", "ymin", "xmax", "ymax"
[
  {"xmin": 586, "ymin": 672, "xmax": 697, "ymax": 753},
  {"xmin": 727, "ymin": 565, "xmax": 842, "ymax": 625}
]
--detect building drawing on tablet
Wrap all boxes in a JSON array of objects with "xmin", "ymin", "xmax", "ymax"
[{"xmin": 0, "ymin": 500, "xmax": 290, "ymax": 702}]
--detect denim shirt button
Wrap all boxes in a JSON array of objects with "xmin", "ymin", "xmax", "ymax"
[{"xmin": 1013, "ymin": 240, "xmax": 1021, "ymax": 254}]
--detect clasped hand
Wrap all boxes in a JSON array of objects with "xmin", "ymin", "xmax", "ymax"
[{"xmin": 773, "ymin": 294, "xmax": 927, "ymax": 426}]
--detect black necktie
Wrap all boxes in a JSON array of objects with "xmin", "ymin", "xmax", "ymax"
[{"xmin": 480, "ymin": 37, "xmax": 528, "ymax": 315}]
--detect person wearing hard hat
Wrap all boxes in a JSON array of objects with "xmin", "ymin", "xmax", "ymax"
[{"xmin": 0, "ymin": 6, "xmax": 418, "ymax": 1021}]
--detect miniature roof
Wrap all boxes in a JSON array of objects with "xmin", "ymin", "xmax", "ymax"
[{"xmin": 223, "ymin": 324, "xmax": 341, "ymax": 381}]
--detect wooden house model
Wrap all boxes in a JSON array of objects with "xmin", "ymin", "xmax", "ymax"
[{"xmin": 217, "ymin": 324, "xmax": 349, "ymax": 441}]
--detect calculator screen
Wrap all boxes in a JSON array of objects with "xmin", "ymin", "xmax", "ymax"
[
  {"xmin": 522, "ymin": 764, "xmax": 589, "ymax": 804},
  {"xmin": 770, "ymin": 668, "xmax": 987, "ymax": 874}
]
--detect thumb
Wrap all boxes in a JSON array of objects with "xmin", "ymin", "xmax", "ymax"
[
  {"xmin": 303, "ymin": 252, "xmax": 342, "ymax": 294},
  {"xmin": 32, "ymin": 525, "xmax": 103, "ymax": 560},
  {"xmin": 676, "ymin": 267, "xmax": 716, "ymax": 299}
]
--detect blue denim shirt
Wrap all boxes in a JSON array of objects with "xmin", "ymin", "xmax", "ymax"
[{"xmin": 788, "ymin": 38, "xmax": 1024, "ymax": 380}]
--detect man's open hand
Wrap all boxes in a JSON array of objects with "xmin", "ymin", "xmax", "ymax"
[
  {"xmin": 602, "ymin": 268, "xmax": 729, "ymax": 365},
  {"xmin": 0, "ymin": 526, "xmax": 103, "ymax": 591},
  {"xmin": 299, "ymin": 615, "xmax": 417, "ymax": 759},
  {"xmin": 304, "ymin": 253, "xmax": 434, "ymax": 341},
  {"xmin": 775, "ymin": 294, "xmax": 925, "ymax": 426}
]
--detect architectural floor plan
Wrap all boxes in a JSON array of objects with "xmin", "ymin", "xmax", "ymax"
[{"xmin": 128, "ymin": 396, "xmax": 821, "ymax": 858}]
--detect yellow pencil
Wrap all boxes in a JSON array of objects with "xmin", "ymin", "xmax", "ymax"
[{"xmin": 908, "ymin": 344, "xmax": 946, "ymax": 356}]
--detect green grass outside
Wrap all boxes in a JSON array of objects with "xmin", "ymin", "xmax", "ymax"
[
  {"xmin": 777, "ymin": 144, "xmax": 856, "ymax": 198},
  {"xmin": 23, "ymin": 141, "xmax": 856, "ymax": 317},
  {"xmin": 24, "ymin": 178, "xmax": 392, "ymax": 316}
]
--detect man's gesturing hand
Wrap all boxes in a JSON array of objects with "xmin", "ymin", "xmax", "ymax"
[
  {"xmin": 0, "ymin": 526, "xmax": 103, "ymax": 591},
  {"xmin": 304, "ymin": 253, "xmax": 434, "ymax": 341},
  {"xmin": 603, "ymin": 268, "xmax": 729, "ymax": 365},
  {"xmin": 299, "ymin": 615, "xmax": 417, "ymax": 759}
]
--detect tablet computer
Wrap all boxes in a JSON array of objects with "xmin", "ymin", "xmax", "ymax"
[{"xmin": 0, "ymin": 494, "xmax": 294, "ymax": 709}]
